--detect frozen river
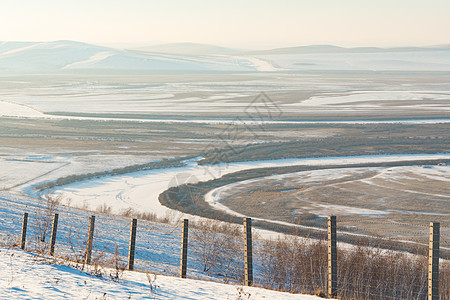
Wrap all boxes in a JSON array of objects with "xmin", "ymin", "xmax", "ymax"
[{"xmin": 49, "ymin": 153, "xmax": 450, "ymax": 221}]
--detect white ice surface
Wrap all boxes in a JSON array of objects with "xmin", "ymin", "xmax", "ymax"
[{"xmin": 0, "ymin": 154, "xmax": 156, "ymax": 192}]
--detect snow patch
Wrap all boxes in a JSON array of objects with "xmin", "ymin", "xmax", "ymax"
[{"xmin": 63, "ymin": 51, "xmax": 115, "ymax": 69}]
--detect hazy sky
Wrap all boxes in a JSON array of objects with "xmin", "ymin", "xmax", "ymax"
[{"xmin": 1, "ymin": 0, "xmax": 449, "ymax": 49}]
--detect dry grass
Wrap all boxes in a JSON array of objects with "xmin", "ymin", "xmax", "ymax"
[
  {"xmin": 257, "ymin": 235, "xmax": 450, "ymax": 300},
  {"xmin": 190, "ymin": 219, "xmax": 244, "ymax": 283}
]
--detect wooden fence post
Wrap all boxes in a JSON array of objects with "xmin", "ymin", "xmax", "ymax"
[
  {"xmin": 428, "ymin": 222, "xmax": 440, "ymax": 300},
  {"xmin": 328, "ymin": 216, "xmax": 337, "ymax": 298},
  {"xmin": 20, "ymin": 212, "xmax": 28, "ymax": 250},
  {"xmin": 244, "ymin": 217, "xmax": 253, "ymax": 286},
  {"xmin": 127, "ymin": 218, "xmax": 137, "ymax": 271},
  {"xmin": 49, "ymin": 213, "xmax": 59, "ymax": 256},
  {"xmin": 180, "ymin": 219, "xmax": 189, "ymax": 278},
  {"xmin": 85, "ymin": 215, "xmax": 95, "ymax": 264}
]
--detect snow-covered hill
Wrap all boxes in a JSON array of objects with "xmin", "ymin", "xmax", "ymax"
[
  {"xmin": 132, "ymin": 42, "xmax": 238, "ymax": 56},
  {"xmin": 1, "ymin": 40, "xmax": 450, "ymax": 73},
  {"xmin": 0, "ymin": 41, "xmax": 258, "ymax": 73}
]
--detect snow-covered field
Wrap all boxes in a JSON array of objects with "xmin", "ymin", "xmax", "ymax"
[
  {"xmin": 0, "ymin": 248, "xmax": 321, "ymax": 299},
  {"xmin": 0, "ymin": 191, "xmax": 323, "ymax": 299}
]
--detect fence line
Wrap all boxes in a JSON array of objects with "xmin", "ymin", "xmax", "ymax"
[
  {"xmin": 49, "ymin": 213, "xmax": 59, "ymax": 256},
  {"xmin": 244, "ymin": 217, "xmax": 253, "ymax": 286},
  {"xmin": 127, "ymin": 218, "xmax": 137, "ymax": 271},
  {"xmin": 429, "ymin": 222, "xmax": 440, "ymax": 300},
  {"xmin": 180, "ymin": 219, "xmax": 189, "ymax": 278},
  {"xmin": 7, "ymin": 209, "xmax": 447, "ymax": 299},
  {"xmin": 328, "ymin": 216, "xmax": 337, "ymax": 298},
  {"xmin": 85, "ymin": 215, "xmax": 95, "ymax": 264},
  {"xmin": 20, "ymin": 212, "xmax": 28, "ymax": 250}
]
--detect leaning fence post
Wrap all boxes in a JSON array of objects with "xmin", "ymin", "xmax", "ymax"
[
  {"xmin": 428, "ymin": 222, "xmax": 440, "ymax": 300},
  {"xmin": 328, "ymin": 216, "xmax": 337, "ymax": 298},
  {"xmin": 20, "ymin": 212, "xmax": 28, "ymax": 250},
  {"xmin": 244, "ymin": 217, "xmax": 253, "ymax": 286},
  {"xmin": 127, "ymin": 218, "xmax": 137, "ymax": 271},
  {"xmin": 85, "ymin": 215, "xmax": 95, "ymax": 264},
  {"xmin": 49, "ymin": 213, "xmax": 59, "ymax": 256},
  {"xmin": 180, "ymin": 219, "xmax": 189, "ymax": 278}
]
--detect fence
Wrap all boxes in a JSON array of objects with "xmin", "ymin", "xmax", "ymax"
[{"xmin": 0, "ymin": 195, "xmax": 448, "ymax": 300}]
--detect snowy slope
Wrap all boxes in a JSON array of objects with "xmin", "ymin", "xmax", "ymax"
[
  {"xmin": 0, "ymin": 248, "xmax": 321, "ymax": 299},
  {"xmin": 0, "ymin": 191, "xmax": 322, "ymax": 299},
  {"xmin": 0, "ymin": 41, "xmax": 258, "ymax": 73}
]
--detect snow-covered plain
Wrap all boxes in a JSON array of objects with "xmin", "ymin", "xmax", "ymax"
[{"xmin": 1, "ymin": 89, "xmax": 450, "ymax": 123}]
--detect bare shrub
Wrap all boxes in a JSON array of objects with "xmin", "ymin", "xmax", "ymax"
[
  {"xmin": 96, "ymin": 203, "xmax": 112, "ymax": 215},
  {"xmin": 191, "ymin": 219, "xmax": 244, "ymax": 283},
  {"xmin": 258, "ymin": 236, "xmax": 327, "ymax": 294},
  {"xmin": 118, "ymin": 207, "xmax": 170, "ymax": 223},
  {"xmin": 36, "ymin": 194, "xmax": 61, "ymax": 243},
  {"xmin": 258, "ymin": 236, "xmax": 450, "ymax": 300},
  {"xmin": 440, "ymin": 261, "xmax": 450, "ymax": 300},
  {"xmin": 337, "ymin": 246, "xmax": 429, "ymax": 299},
  {"xmin": 106, "ymin": 246, "xmax": 126, "ymax": 282},
  {"xmin": 146, "ymin": 273, "xmax": 159, "ymax": 299},
  {"xmin": 66, "ymin": 226, "xmax": 85, "ymax": 263},
  {"xmin": 235, "ymin": 286, "xmax": 252, "ymax": 299}
]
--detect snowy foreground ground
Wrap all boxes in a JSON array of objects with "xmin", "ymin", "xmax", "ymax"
[{"xmin": 0, "ymin": 248, "xmax": 321, "ymax": 300}]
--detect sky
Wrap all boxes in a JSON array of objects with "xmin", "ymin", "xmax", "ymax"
[{"xmin": 1, "ymin": 0, "xmax": 449, "ymax": 49}]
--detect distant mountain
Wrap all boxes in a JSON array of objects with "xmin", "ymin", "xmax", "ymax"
[
  {"xmin": 240, "ymin": 44, "xmax": 450, "ymax": 71},
  {"xmin": 1, "ymin": 41, "xmax": 449, "ymax": 73},
  {"xmin": 243, "ymin": 44, "xmax": 448, "ymax": 55},
  {"xmin": 0, "ymin": 40, "xmax": 256, "ymax": 73},
  {"xmin": 430, "ymin": 44, "xmax": 450, "ymax": 49},
  {"xmin": 132, "ymin": 42, "xmax": 238, "ymax": 56}
]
